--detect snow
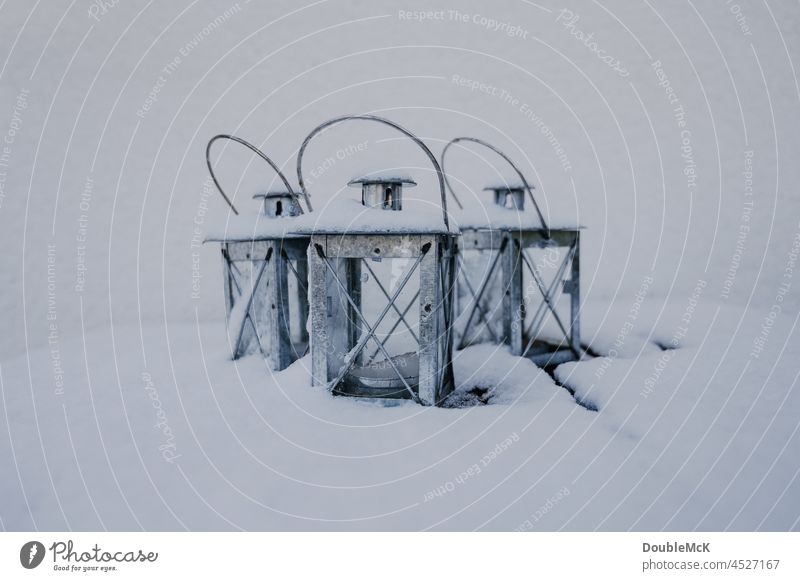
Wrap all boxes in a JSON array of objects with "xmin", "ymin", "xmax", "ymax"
[
  {"xmin": 348, "ymin": 174, "xmax": 417, "ymax": 186},
  {"xmin": 483, "ymin": 183, "xmax": 526, "ymax": 191},
  {"xmin": 1, "ymin": 0, "xmax": 799, "ymax": 531},
  {"xmin": 205, "ymin": 196, "xmax": 579, "ymax": 240},
  {"xmin": 2, "ymin": 296, "xmax": 797, "ymax": 530}
]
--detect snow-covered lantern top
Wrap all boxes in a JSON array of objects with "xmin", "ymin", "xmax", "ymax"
[
  {"xmin": 349, "ymin": 175, "xmax": 415, "ymax": 211},
  {"xmin": 253, "ymin": 189, "xmax": 303, "ymax": 218},
  {"xmin": 486, "ymin": 183, "xmax": 526, "ymax": 211},
  {"xmin": 298, "ymin": 115, "xmax": 457, "ymax": 406},
  {"xmin": 442, "ymin": 137, "xmax": 583, "ymax": 366},
  {"xmin": 205, "ymin": 134, "xmax": 313, "ymax": 371}
]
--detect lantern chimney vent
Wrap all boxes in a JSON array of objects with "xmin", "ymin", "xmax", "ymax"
[
  {"xmin": 484, "ymin": 184, "xmax": 526, "ymax": 211},
  {"xmin": 349, "ymin": 175, "xmax": 416, "ymax": 211},
  {"xmin": 253, "ymin": 190, "xmax": 302, "ymax": 218}
]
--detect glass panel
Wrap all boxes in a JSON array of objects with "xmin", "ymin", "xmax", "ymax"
[
  {"xmin": 520, "ymin": 246, "xmax": 572, "ymax": 352},
  {"xmin": 454, "ymin": 248, "xmax": 505, "ymax": 348}
]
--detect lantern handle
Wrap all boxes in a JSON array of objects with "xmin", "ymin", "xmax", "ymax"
[
  {"xmin": 441, "ymin": 136, "xmax": 548, "ymax": 233},
  {"xmin": 206, "ymin": 134, "xmax": 306, "ymax": 216},
  {"xmin": 297, "ymin": 114, "xmax": 450, "ymax": 230}
]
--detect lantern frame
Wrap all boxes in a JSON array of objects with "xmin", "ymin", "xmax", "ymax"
[
  {"xmin": 442, "ymin": 137, "xmax": 583, "ymax": 366},
  {"xmin": 297, "ymin": 115, "xmax": 457, "ymax": 406},
  {"xmin": 205, "ymin": 134, "xmax": 311, "ymax": 371}
]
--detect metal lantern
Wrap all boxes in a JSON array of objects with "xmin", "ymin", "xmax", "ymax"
[
  {"xmin": 298, "ymin": 115, "xmax": 457, "ymax": 406},
  {"xmin": 442, "ymin": 137, "xmax": 582, "ymax": 366},
  {"xmin": 205, "ymin": 134, "xmax": 313, "ymax": 371}
]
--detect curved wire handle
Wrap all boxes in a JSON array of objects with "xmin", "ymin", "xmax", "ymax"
[
  {"xmin": 441, "ymin": 136, "xmax": 548, "ymax": 234},
  {"xmin": 297, "ymin": 114, "xmax": 450, "ymax": 230},
  {"xmin": 206, "ymin": 134, "xmax": 306, "ymax": 216}
]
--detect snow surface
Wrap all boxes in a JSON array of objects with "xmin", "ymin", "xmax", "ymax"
[
  {"xmin": 1, "ymin": 0, "xmax": 799, "ymax": 530},
  {"xmin": 1, "ymin": 297, "xmax": 797, "ymax": 530}
]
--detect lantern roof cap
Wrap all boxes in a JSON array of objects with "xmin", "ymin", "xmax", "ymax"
[
  {"xmin": 483, "ymin": 182, "xmax": 527, "ymax": 191},
  {"xmin": 252, "ymin": 187, "xmax": 297, "ymax": 199},
  {"xmin": 348, "ymin": 174, "xmax": 417, "ymax": 188}
]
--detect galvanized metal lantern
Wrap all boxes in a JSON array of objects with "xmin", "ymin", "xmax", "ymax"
[
  {"xmin": 205, "ymin": 134, "xmax": 313, "ymax": 371},
  {"xmin": 442, "ymin": 137, "xmax": 582, "ymax": 366},
  {"xmin": 297, "ymin": 115, "xmax": 457, "ymax": 406}
]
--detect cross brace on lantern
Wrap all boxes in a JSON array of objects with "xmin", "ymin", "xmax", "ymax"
[
  {"xmin": 442, "ymin": 136, "xmax": 583, "ymax": 367},
  {"xmin": 457, "ymin": 228, "xmax": 581, "ymax": 366},
  {"xmin": 205, "ymin": 134, "xmax": 312, "ymax": 371},
  {"xmin": 298, "ymin": 115, "xmax": 457, "ymax": 406},
  {"xmin": 308, "ymin": 232, "xmax": 457, "ymax": 405},
  {"xmin": 220, "ymin": 237, "xmax": 310, "ymax": 368}
]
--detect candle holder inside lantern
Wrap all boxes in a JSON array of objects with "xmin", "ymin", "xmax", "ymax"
[
  {"xmin": 298, "ymin": 115, "xmax": 457, "ymax": 406},
  {"xmin": 205, "ymin": 134, "xmax": 312, "ymax": 371},
  {"xmin": 442, "ymin": 137, "xmax": 583, "ymax": 366}
]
